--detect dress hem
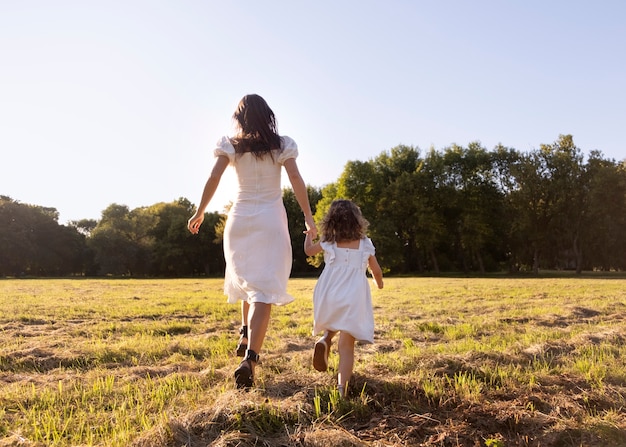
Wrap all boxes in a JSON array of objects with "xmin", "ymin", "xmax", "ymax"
[{"xmin": 226, "ymin": 294, "xmax": 295, "ymax": 306}]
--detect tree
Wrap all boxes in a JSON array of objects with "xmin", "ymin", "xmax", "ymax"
[
  {"xmin": 69, "ymin": 219, "xmax": 98, "ymax": 236},
  {"xmin": 440, "ymin": 142, "xmax": 505, "ymax": 273},
  {"xmin": 0, "ymin": 197, "xmax": 35, "ymax": 276},
  {"xmin": 88, "ymin": 199, "xmax": 226, "ymax": 277},
  {"xmin": 334, "ymin": 157, "xmax": 402, "ymax": 272},
  {"xmin": 283, "ymin": 186, "xmax": 322, "ymax": 275},
  {"xmin": 537, "ymin": 135, "xmax": 587, "ymax": 273},
  {"xmin": 147, "ymin": 200, "xmax": 197, "ymax": 276},
  {"xmin": 490, "ymin": 145, "xmax": 522, "ymax": 272},
  {"xmin": 88, "ymin": 204, "xmax": 148, "ymax": 275},
  {"xmin": 372, "ymin": 146, "xmax": 424, "ymax": 273},
  {"xmin": 158, "ymin": 198, "xmax": 225, "ymax": 276},
  {"xmin": 582, "ymin": 154, "xmax": 626, "ymax": 270},
  {"xmin": 0, "ymin": 197, "xmax": 86, "ymax": 276},
  {"xmin": 329, "ymin": 146, "xmax": 424, "ymax": 273},
  {"xmin": 423, "ymin": 147, "xmax": 465, "ymax": 272},
  {"xmin": 507, "ymin": 149, "xmax": 552, "ymax": 273}
]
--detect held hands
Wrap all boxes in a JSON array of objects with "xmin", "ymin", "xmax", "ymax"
[
  {"xmin": 303, "ymin": 216, "xmax": 318, "ymax": 240},
  {"xmin": 187, "ymin": 213, "xmax": 204, "ymax": 234}
]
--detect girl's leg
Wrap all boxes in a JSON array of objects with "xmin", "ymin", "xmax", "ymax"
[
  {"xmin": 313, "ymin": 330, "xmax": 336, "ymax": 372},
  {"xmin": 325, "ymin": 330, "xmax": 337, "ymax": 344},
  {"xmin": 337, "ymin": 332, "xmax": 355, "ymax": 397}
]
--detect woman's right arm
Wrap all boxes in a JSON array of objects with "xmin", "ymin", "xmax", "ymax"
[{"xmin": 187, "ymin": 155, "xmax": 229, "ymax": 234}]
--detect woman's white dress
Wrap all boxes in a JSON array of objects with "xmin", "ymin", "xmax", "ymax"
[
  {"xmin": 214, "ymin": 135, "xmax": 297, "ymax": 305},
  {"xmin": 312, "ymin": 238, "xmax": 376, "ymax": 343}
]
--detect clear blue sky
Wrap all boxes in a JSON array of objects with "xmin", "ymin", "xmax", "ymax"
[{"xmin": 2, "ymin": 1, "xmax": 625, "ymax": 223}]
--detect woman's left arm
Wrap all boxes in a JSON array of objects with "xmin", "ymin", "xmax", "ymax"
[
  {"xmin": 283, "ymin": 158, "xmax": 317, "ymax": 238},
  {"xmin": 304, "ymin": 231, "xmax": 322, "ymax": 257}
]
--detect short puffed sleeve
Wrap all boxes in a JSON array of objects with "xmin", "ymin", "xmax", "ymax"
[
  {"xmin": 213, "ymin": 136, "xmax": 236, "ymax": 163},
  {"xmin": 361, "ymin": 238, "xmax": 376, "ymax": 266},
  {"xmin": 277, "ymin": 135, "xmax": 298, "ymax": 164},
  {"xmin": 320, "ymin": 241, "xmax": 336, "ymax": 265}
]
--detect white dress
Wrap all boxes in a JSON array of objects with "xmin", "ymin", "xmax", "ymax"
[
  {"xmin": 214, "ymin": 135, "xmax": 298, "ymax": 305},
  {"xmin": 312, "ymin": 238, "xmax": 376, "ymax": 343}
]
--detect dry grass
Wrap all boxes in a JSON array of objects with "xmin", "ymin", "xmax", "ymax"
[{"xmin": 0, "ymin": 276, "xmax": 625, "ymax": 446}]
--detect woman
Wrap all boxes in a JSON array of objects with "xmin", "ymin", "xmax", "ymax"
[{"xmin": 188, "ymin": 94, "xmax": 317, "ymax": 388}]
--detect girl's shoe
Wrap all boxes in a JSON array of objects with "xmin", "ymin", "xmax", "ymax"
[
  {"xmin": 234, "ymin": 349, "xmax": 259, "ymax": 389},
  {"xmin": 236, "ymin": 326, "xmax": 248, "ymax": 357},
  {"xmin": 313, "ymin": 337, "xmax": 329, "ymax": 372}
]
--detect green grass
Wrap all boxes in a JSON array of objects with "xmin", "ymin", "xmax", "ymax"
[{"xmin": 0, "ymin": 276, "xmax": 625, "ymax": 446}]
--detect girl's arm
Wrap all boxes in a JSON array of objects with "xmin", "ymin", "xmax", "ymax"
[
  {"xmin": 368, "ymin": 255, "xmax": 384, "ymax": 289},
  {"xmin": 187, "ymin": 155, "xmax": 229, "ymax": 234},
  {"xmin": 304, "ymin": 231, "xmax": 322, "ymax": 257},
  {"xmin": 283, "ymin": 158, "xmax": 317, "ymax": 239}
]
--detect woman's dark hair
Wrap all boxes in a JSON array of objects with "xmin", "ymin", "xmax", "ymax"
[
  {"xmin": 320, "ymin": 200, "xmax": 369, "ymax": 243},
  {"xmin": 231, "ymin": 94, "xmax": 283, "ymax": 159}
]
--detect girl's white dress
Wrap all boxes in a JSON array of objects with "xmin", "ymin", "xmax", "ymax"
[
  {"xmin": 313, "ymin": 238, "xmax": 376, "ymax": 343},
  {"xmin": 215, "ymin": 136, "xmax": 297, "ymax": 305}
]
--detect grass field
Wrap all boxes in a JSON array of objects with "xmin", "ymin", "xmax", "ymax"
[{"xmin": 0, "ymin": 276, "xmax": 625, "ymax": 446}]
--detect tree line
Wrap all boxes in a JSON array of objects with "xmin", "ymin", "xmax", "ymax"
[{"xmin": 1, "ymin": 135, "xmax": 624, "ymax": 277}]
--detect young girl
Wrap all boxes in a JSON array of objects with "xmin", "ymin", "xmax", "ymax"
[{"xmin": 304, "ymin": 199, "xmax": 383, "ymax": 397}]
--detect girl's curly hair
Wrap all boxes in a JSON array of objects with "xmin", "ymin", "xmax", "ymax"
[{"xmin": 320, "ymin": 199, "xmax": 369, "ymax": 243}]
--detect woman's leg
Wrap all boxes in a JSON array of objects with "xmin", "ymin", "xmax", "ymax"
[
  {"xmin": 235, "ymin": 301, "xmax": 271, "ymax": 388},
  {"xmin": 247, "ymin": 301, "xmax": 271, "ymax": 354},
  {"xmin": 241, "ymin": 300, "xmax": 250, "ymax": 327},
  {"xmin": 337, "ymin": 332, "xmax": 355, "ymax": 397},
  {"xmin": 237, "ymin": 300, "xmax": 250, "ymax": 356}
]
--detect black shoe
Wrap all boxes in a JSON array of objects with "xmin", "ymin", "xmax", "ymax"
[
  {"xmin": 234, "ymin": 349, "xmax": 259, "ymax": 389},
  {"xmin": 236, "ymin": 326, "xmax": 248, "ymax": 357}
]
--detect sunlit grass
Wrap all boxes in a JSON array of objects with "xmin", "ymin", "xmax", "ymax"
[
  {"xmin": 0, "ymin": 276, "xmax": 625, "ymax": 445},
  {"xmin": 4, "ymin": 372, "xmax": 204, "ymax": 445}
]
